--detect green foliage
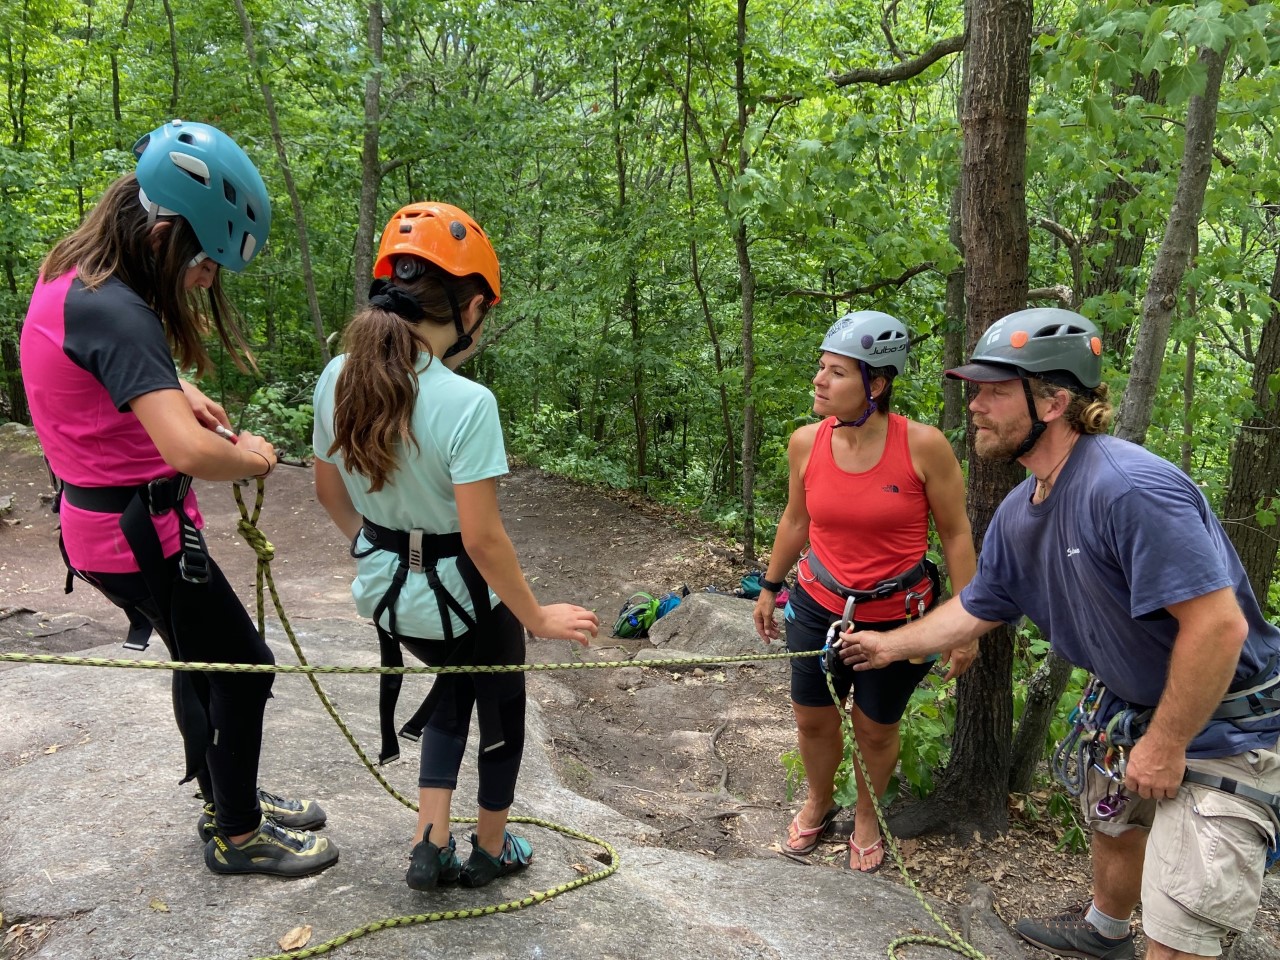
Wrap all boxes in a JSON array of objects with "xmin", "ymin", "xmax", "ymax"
[{"xmin": 238, "ymin": 378, "xmax": 317, "ymax": 459}]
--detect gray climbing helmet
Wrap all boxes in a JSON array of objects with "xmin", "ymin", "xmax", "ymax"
[
  {"xmin": 946, "ymin": 308, "xmax": 1103, "ymax": 390},
  {"xmin": 820, "ymin": 311, "xmax": 910, "ymax": 376}
]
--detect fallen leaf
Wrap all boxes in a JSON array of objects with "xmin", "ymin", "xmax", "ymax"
[
  {"xmin": 44, "ymin": 744, "xmax": 61, "ymax": 754},
  {"xmin": 571, "ymin": 863, "xmax": 593, "ymax": 875},
  {"xmin": 149, "ymin": 897, "xmax": 169, "ymax": 912},
  {"xmin": 277, "ymin": 925, "xmax": 312, "ymax": 951}
]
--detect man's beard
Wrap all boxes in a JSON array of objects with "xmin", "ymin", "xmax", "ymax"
[{"xmin": 973, "ymin": 422, "xmax": 1023, "ymax": 461}]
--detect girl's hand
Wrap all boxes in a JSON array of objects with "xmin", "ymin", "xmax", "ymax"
[
  {"xmin": 530, "ymin": 603, "xmax": 600, "ymax": 646},
  {"xmin": 179, "ymin": 379, "xmax": 231, "ymax": 431},
  {"xmin": 238, "ymin": 432, "xmax": 277, "ymax": 477}
]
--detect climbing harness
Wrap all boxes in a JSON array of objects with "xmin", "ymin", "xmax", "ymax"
[
  {"xmin": 802, "ymin": 548, "xmax": 939, "ymax": 612},
  {"xmin": 52, "ymin": 470, "xmax": 211, "ymax": 648},
  {"xmin": 350, "ymin": 518, "xmax": 493, "ymax": 764}
]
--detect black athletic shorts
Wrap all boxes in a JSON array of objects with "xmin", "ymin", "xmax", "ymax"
[{"xmin": 784, "ymin": 582, "xmax": 934, "ymax": 725}]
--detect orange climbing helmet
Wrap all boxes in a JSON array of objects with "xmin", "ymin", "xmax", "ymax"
[{"xmin": 372, "ymin": 202, "xmax": 501, "ymax": 303}]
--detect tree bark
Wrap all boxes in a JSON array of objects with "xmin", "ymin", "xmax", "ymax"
[
  {"xmin": 943, "ymin": 182, "xmax": 965, "ymax": 455},
  {"xmin": 1008, "ymin": 650, "xmax": 1073, "ymax": 795},
  {"xmin": 1114, "ymin": 43, "xmax": 1227, "ymax": 445},
  {"xmin": 231, "ymin": 0, "xmax": 331, "ymax": 363},
  {"xmin": 1221, "ymin": 246, "xmax": 1280, "ymax": 612},
  {"xmin": 352, "ymin": 0, "xmax": 384, "ymax": 312},
  {"xmin": 735, "ymin": 0, "xmax": 759, "ymax": 565},
  {"xmin": 892, "ymin": 0, "xmax": 1031, "ymax": 841}
]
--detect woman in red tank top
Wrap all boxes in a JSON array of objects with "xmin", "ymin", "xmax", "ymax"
[{"xmin": 751, "ymin": 311, "xmax": 976, "ymax": 872}]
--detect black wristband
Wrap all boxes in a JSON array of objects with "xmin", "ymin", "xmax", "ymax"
[{"xmin": 759, "ymin": 576, "xmax": 787, "ymax": 593}]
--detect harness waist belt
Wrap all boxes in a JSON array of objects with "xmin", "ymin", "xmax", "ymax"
[
  {"xmin": 359, "ymin": 520, "xmax": 464, "ymax": 568},
  {"xmin": 1183, "ymin": 769, "xmax": 1280, "ymax": 825},
  {"xmin": 804, "ymin": 549, "xmax": 932, "ymax": 602},
  {"xmin": 61, "ymin": 476, "xmax": 194, "ymax": 516}
]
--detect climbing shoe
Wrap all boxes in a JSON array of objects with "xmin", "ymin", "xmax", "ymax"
[
  {"xmin": 197, "ymin": 788, "xmax": 328, "ymax": 842},
  {"xmin": 406, "ymin": 826, "xmax": 462, "ymax": 890},
  {"xmin": 1015, "ymin": 903, "xmax": 1135, "ymax": 960},
  {"xmin": 204, "ymin": 818, "xmax": 339, "ymax": 878},
  {"xmin": 459, "ymin": 832, "xmax": 533, "ymax": 888}
]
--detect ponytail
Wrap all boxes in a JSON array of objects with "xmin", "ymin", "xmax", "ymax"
[{"xmin": 329, "ymin": 305, "xmax": 427, "ymax": 492}]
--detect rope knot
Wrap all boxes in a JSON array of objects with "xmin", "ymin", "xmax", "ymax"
[{"xmin": 236, "ymin": 518, "xmax": 276, "ymax": 562}]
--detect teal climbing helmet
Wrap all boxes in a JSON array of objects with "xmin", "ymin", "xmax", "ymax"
[
  {"xmin": 946, "ymin": 308, "xmax": 1103, "ymax": 389},
  {"xmin": 133, "ymin": 119, "xmax": 272, "ymax": 272}
]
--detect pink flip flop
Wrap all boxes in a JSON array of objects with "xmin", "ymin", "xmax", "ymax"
[
  {"xmin": 783, "ymin": 806, "xmax": 839, "ymax": 855},
  {"xmin": 848, "ymin": 834, "xmax": 884, "ymax": 874}
]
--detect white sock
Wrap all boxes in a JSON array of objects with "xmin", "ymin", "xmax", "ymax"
[{"xmin": 1085, "ymin": 902, "xmax": 1130, "ymax": 940}]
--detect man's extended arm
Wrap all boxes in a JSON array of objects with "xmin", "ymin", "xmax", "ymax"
[{"xmin": 840, "ymin": 594, "xmax": 1000, "ymax": 669}]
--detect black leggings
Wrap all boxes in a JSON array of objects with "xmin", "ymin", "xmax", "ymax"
[
  {"xmin": 82, "ymin": 555, "xmax": 275, "ymax": 835},
  {"xmin": 393, "ymin": 604, "xmax": 526, "ymax": 812}
]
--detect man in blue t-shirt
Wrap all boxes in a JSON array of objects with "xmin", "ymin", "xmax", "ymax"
[{"xmin": 838, "ymin": 308, "xmax": 1280, "ymax": 960}]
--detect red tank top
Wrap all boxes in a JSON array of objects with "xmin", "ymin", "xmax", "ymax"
[{"xmin": 799, "ymin": 414, "xmax": 931, "ymax": 621}]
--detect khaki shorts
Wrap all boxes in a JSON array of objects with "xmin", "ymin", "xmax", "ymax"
[{"xmin": 1078, "ymin": 742, "xmax": 1280, "ymax": 956}]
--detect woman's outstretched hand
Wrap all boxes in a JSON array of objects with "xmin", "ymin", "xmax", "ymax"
[{"xmin": 531, "ymin": 604, "xmax": 600, "ymax": 646}]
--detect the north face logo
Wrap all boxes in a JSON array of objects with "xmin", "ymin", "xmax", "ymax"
[{"xmin": 882, "ymin": 484, "xmax": 900, "ymax": 493}]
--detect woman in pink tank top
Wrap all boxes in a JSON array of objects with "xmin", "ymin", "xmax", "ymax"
[{"xmin": 751, "ymin": 311, "xmax": 976, "ymax": 872}]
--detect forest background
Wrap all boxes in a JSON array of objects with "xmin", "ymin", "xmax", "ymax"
[{"xmin": 2, "ymin": 0, "xmax": 1279, "ymax": 837}]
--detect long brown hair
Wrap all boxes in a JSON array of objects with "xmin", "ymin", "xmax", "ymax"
[
  {"xmin": 329, "ymin": 260, "xmax": 491, "ymax": 491},
  {"xmin": 40, "ymin": 174, "xmax": 254, "ymax": 375}
]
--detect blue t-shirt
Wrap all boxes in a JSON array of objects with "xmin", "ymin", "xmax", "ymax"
[
  {"xmin": 960, "ymin": 433, "xmax": 1280, "ymax": 758},
  {"xmin": 313, "ymin": 354, "xmax": 509, "ymax": 639}
]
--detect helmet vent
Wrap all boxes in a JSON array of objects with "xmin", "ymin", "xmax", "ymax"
[
  {"xmin": 178, "ymin": 133, "xmax": 195, "ymax": 145},
  {"xmin": 245, "ymin": 203, "xmax": 257, "ymax": 223},
  {"xmin": 223, "ymin": 180, "xmax": 237, "ymax": 205},
  {"xmin": 167, "ymin": 151, "xmax": 211, "ymax": 186}
]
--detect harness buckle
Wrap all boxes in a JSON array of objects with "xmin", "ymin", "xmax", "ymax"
[
  {"xmin": 178, "ymin": 524, "xmax": 209, "ymax": 584},
  {"xmin": 408, "ymin": 529, "xmax": 425, "ymax": 574},
  {"xmin": 144, "ymin": 474, "xmax": 193, "ymax": 515}
]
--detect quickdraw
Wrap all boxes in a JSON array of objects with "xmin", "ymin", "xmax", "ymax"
[{"xmin": 1050, "ymin": 678, "xmax": 1136, "ymax": 819}]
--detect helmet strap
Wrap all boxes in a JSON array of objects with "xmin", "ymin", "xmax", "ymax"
[
  {"xmin": 833, "ymin": 361, "xmax": 878, "ymax": 430},
  {"xmin": 440, "ymin": 285, "xmax": 483, "ymax": 361},
  {"xmin": 1010, "ymin": 374, "xmax": 1047, "ymax": 459}
]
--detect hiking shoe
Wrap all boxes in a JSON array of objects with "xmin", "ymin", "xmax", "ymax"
[
  {"xmin": 459, "ymin": 832, "xmax": 533, "ymax": 888},
  {"xmin": 406, "ymin": 827, "xmax": 462, "ymax": 890},
  {"xmin": 204, "ymin": 818, "xmax": 339, "ymax": 878},
  {"xmin": 197, "ymin": 789, "xmax": 328, "ymax": 842},
  {"xmin": 1015, "ymin": 903, "xmax": 1135, "ymax": 960}
]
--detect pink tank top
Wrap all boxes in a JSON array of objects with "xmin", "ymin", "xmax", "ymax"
[{"xmin": 799, "ymin": 414, "xmax": 931, "ymax": 621}]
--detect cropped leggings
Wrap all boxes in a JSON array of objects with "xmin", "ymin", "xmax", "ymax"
[
  {"xmin": 394, "ymin": 603, "xmax": 526, "ymax": 812},
  {"xmin": 81, "ymin": 554, "xmax": 275, "ymax": 836}
]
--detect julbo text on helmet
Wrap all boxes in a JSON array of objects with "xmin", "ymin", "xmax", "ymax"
[
  {"xmin": 819, "ymin": 311, "xmax": 910, "ymax": 376},
  {"xmin": 133, "ymin": 119, "xmax": 272, "ymax": 272},
  {"xmin": 373, "ymin": 202, "xmax": 501, "ymax": 303}
]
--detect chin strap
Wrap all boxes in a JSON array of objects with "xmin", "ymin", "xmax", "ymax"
[
  {"xmin": 440, "ymin": 284, "xmax": 483, "ymax": 361},
  {"xmin": 1010, "ymin": 374, "xmax": 1047, "ymax": 460},
  {"xmin": 833, "ymin": 361, "xmax": 878, "ymax": 429}
]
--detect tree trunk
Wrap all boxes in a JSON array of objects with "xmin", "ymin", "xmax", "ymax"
[
  {"xmin": 352, "ymin": 1, "xmax": 384, "ymax": 312},
  {"xmin": 231, "ymin": 0, "xmax": 331, "ymax": 363},
  {"xmin": 1221, "ymin": 246, "xmax": 1280, "ymax": 612},
  {"xmin": 943, "ymin": 182, "xmax": 965, "ymax": 455},
  {"xmin": 892, "ymin": 0, "xmax": 1031, "ymax": 841},
  {"xmin": 1008, "ymin": 650, "xmax": 1073, "ymax": 795},
  {"xmin": 682, "ymin": 13, "xmax": 736, "ymax": 496},
  {"xmin": 1113, "ymin": 43, "xmax": 1227, "ymax": 445},
  {"xmin": 735, "ymin": 0, "xmax": 759, "ymax": 565}
]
